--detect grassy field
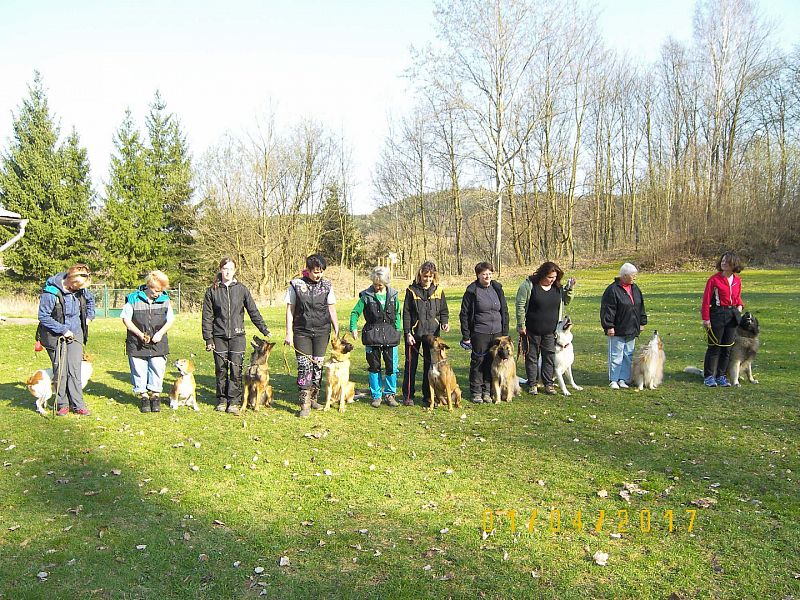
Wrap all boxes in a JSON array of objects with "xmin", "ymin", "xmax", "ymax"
[{"xmin": 1, "ymin": 268, "xmax": 798, "ymax": 599}]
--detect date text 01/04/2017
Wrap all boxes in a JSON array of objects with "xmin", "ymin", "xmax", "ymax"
[{"xmin": 482, "ymin": 508, "xmax": 699, "ymax": 534}]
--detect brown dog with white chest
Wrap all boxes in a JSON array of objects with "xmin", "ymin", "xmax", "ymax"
[
  {"xmin": 169, "ymin": 358, "xmax": 199, "ymax": 410},
  {"xmin": 489, "ymin": 335, "xmax": 520, "ymax": 403},
  {"xmin": 242, "ymin": 336, "xmax": 275, "ymax": 412},
  {"xmin": 422, "ymin": 335, "xmax": 462, "ymax": 411},
  {"xmin": 324, "ymin": 335, "xmax": 356, "ymax": 413}
]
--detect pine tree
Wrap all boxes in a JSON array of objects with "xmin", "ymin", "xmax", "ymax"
[
  {"xmin": 145, "ymin": 91, "xmax": 195, "ymax": 281},
  {"xmin": 97, "ymin": 109, "xmax": 162, "ymax": 285},
  {"xmin": 318, "ymin": 183, "xmax": 364, "ymax": 266},
  {"xmin": 0, "ymin": 72, "xmax": 93, "ymax": 279}
]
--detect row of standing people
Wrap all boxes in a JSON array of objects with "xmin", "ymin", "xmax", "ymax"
[{"xmin": 35, "ymin": 251, "xmax": 746, "ymax": 415}]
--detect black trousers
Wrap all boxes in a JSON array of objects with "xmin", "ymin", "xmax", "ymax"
[
  {"xmin": 366, "ymin": 345, "xmax": 395, "ymax": 374},
  {"xmin": 469, "ymin": 332, "xmax": 500, "ymax": 396},
  {"xmin": 213, "ymin": 336, "xmax": 245, "ymax": 404},
  {"xmin": 402, "ymin": 336, "xmax": 432, "ymax": 401},
  {"xmin": 524, "ymin": 331, "xmax": 556, "ymax": 386},
  {"xmin": 704, "ymin": 307, "xmax": 739, "ymax": 378}
]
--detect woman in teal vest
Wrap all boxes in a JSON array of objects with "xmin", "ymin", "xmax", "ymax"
[
  {"xmin": 350, "ymin": 266, "xmax": 402, "ymax": 407},
  {"xmin": 121, "ymin": 270, "xmax": 175, "ymax": 413}
]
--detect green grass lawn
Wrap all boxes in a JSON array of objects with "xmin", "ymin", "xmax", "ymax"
[{"xmin": 1, "ymin": 268, "xmax": 798, "ymax": 599}]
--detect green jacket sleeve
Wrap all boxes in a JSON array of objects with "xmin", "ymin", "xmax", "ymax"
[
  {"xmin": 349, "ymin": 296, "xmax": 365, "ymax": 331},
  {"xmin": 515, "ymin": 279, "xmax": 531, "ymax": 331}
]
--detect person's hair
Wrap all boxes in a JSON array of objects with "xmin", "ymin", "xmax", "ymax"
[
  {"xmin": 415, "ymin": 261, "xmax": 439, "ymax": 286},
  {"xmin": 306, "ymin": 254, "xmax": 327, "ymax": 271},
  {"xmin": 619, "ymin": 262, "xmax": 638, "ymax": 277},
  {"xmin": 213, "ymin": 257, "xmax": 236, "ymax": 289},
  {"xmin": 716, "ymin": 251, "xmax": 743, "ymax": 273},
  {"xmin": 531, "ymin": 261, "xmax": 564, "ymax": 286},
  {"xmin": 370, "ymin": 266, "xmax": 391, "ymax": 286},
  {"xmin": 65, "ymin": 264, "xmax": 91, "ymax": 289},
  {"xmin": 145, "ymin": 270, "xmax": 170, "ymax": 290},
  {"xmin": 474, "ymin": 261, "xmax": 495, "ymax": 276}
]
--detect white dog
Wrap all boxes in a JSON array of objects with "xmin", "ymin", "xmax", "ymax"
[
  {"xmin": 632, "ymin": 330, "xmax": 666, "ymax": 390},
  {"xmin": 553, "ymin": 317, "xmax": 583, "ymax": 396},
  {"xmin": 25, "ymin": 358, "xmax": 94, "ymax": 415}
]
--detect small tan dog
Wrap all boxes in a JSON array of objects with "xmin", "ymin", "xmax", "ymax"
[
  {"xmin": 489, "ymin": 335, "xmax": 520, "ymax": 403},
  {"xmin": 242, "ymin": 337, "xmax": 275, "ymax": 412},
  {"xmin": 169, "ymin": 358, "xmax": 199, "ymax": 410},
  {"xmin": 423, "ymin": 335, "xmax": 462, "ymax": 410},
  {"xmin": 324, "ymin": 335, "xmax": 356, "ymax": 413},
  {"xmin": 632, "ymin": 330, "xmax": 666, "ymax": 390},
  {"xmin": 26, "ymin": 354, "xmax": 93, "ymax": 415}
]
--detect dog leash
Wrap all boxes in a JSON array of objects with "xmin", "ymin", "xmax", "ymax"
[
  {"xmin": 51, "ymin": 336, "xmax": 69, "ymax": 417},
  {"xmin": 704, "ymin": 328, "xmax": 736, "ymax": 347},
  {"xmin": 282, "ymin": 342, "xmax": 326, "ymax": 375}
]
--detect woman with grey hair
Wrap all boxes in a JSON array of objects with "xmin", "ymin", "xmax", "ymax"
[
  {"xmin": 600, "ymin": 262, "xmax": 648, "ymax": 389},
  {"xmin": 350, "ymin": 266, "xmax": 402, "ymax": 407}
]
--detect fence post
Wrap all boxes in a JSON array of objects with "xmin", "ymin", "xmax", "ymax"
[
  {"xmin": 104, "ymin": 285, "xmax": 109, "ymax": 318},
  {"xmin": 177, "ymin": 283, "xmax": 181, "ymax": 314}
]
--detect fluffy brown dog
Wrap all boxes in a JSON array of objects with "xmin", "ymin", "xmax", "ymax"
[
  {"xmin": 324, "ymin": 335, "xmax": 356, "ymax": 413},
  {"xmin": 489, "ymin": 335, "xmax": 520, "ymax": 403},
  {"xmin": 422, "ymin": 335, "xmax": 462, "ymax": 411},
  {"xmin": 169, "ymin": 358, "xmax": 198, "ymax": 410},
  {"xmin": 242, "ymin": 336, "xmax": 275, "ymax": 412},
  {"xmin": 632, "ymin": 330, "xmax": 665, "ymax": 390}
]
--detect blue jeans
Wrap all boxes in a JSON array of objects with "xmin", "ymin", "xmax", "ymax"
[
  {"xmin": 366, "ymin": 346, "xmax": 398, "ymax": 398},
  {"xmin": 128, "ymin": 355, "xmax": 168, "ymax": 394},
  {"xmin": 608, "ymin": 335, "xmax": 636, "ymax": 382}
]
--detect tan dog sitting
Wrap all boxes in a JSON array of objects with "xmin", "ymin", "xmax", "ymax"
[
  {"xmin": 169, "ymin": 359, "xmax": 199, "ymax": 411},
  {"xmin": 242, "ymin": 336, "xmax": 275, "ymax": 412},
  {"xmin": 324, "ymin": 335, "xmax": 356, "ymax": 413},
  {"xmin": 423, "ymin": 335, "xmax": 462, "ymax": 411},
  {"xmin": 489, "ymin": 335, "xmax": 520, "ymax": 403}
]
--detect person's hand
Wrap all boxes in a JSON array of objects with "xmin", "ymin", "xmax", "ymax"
[
  {"xmin": 406, "ymin": 333, "xmax": 415, "ymax": 346},
  {"xmin": 284, "ymin": 333, "xmax": 293, "ymax": 346},
  {"xmin": 518, "ymin": 327, "xmax": 527, "ymax": 336},
  {"xmin": 606, "ymin": 328, "xmax": 615, "ymax": 337},
  {"xmin": 460, "ymin": 339, "xmax": 472, "ymax": 350},
  {"xmin": 737, "ymin": 306, "xmax": 743, "ymax": 313},
  {"xmin": 151, "ymin": 332, "xmax": 163, "ymax": 344},
  {"xmin": 351, "ymin": 329, "xmax": 358, "ymax": 340},
  {"xmin": 702, "ymin": 320, "xmax": 711, "ymax": 329},
  {"xmin": 263, "ymin": 330, "xmax": 271, "ymax": 338},
  {"xmin": 63, "ymin": 330, "xmax": 75, "ymax": 341},
  {"xmin": 639, "ymin": 325, "xmax": 645, "ymax": 331},
  {"xmin": 205, "ymin": 342, "xmax": 215, "ymax": 352},
  {"xmin": 441, "ymin": 323, "xmax": 450, "ymax": 333}
]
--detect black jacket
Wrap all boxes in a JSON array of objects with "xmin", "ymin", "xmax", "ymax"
[
  {"xmin": 402, "ymin": 282, "xmax": 449, "ymax": 337},
  {"xmin": 600, "ymin": 278, "xmax": 647, "ymax": 337},
  {"xmin": 202, "ymin": 281, "xmax": 270, "ymax": 341},
  {"xmin": 459, "ymin": 280, "xmax": 509, "ymax": 340}
]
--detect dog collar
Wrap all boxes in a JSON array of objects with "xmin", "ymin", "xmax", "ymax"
[{"xmin": 557, "ymin": 342, "xmax": 571, "ymax": 349}]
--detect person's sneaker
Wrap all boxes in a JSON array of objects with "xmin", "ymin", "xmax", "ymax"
[
  {"xmin": 215, "ymin": 402, "xmax": 227, "ymax": 412},
  {"xmin": 544, "ymin": 385, "xmax": 557, "ymax": 395},
  {"xmin": 370, "ymin": 397, "xmax": 383, "ymax": 408},
  {"xmin": 73, "ymin": 408, "xmax": 91, "ymax": 416},
  {"xmin": 140, "ymin": 394, "xmax": 151, "ymax": 413},
  {"xmin": 470, "ymin": 394, "xmax": 484, "ymax": 404},
  {"xmin": 56, "ymin": 406, "xmax": 69, "ymax": 416},
  {"xmin": 617, "ymin": 380, "xmax": 629, "ymax": 389},
  {"xmin": 704, "ymin": 376, "xmax": 718, "ymax": 387},
  {"xmin": 402, "ymin": 396, "xmax": 414, "ymax": 407},
  {"xmin": 716, "ymin": 375, "xmax": 731, "ymax": 387},
  {"xmin": 226, "ymin": 403, "xmax": 240, "ymax": 415},
  {"xmin": 609, "ymin": 381, "xmax": 620, "ymax": 390},
  {"xmin": 384, "ymin": 394, "xmax": 399, "ymax": 407},
  {"xmin": 527, "ymin": 385, "xmax": 538, "ymax": 395}
]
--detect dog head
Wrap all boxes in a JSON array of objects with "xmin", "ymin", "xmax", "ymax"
[
  {"xmin": 330, "ymin": 335, "xmax": 354, "ymax": 359},
  {"xmin": 26, "ymin": 369, "xmax": 52, "ymax": 396},
  {"xmin": 424, "ymin": 335, "xmax": 449, "ymax": 360},
  {"xmin": 738, "ymin": 312, "xmax": 759, "ymax": 336},
  {"xmin": 173, "ymin": 358, "xmax": 195, "ymax": 376},
  {"xmin": 644, "ymin": 330, "xmax": 663, "ymax": 353},
  {"xmin": 251, "ymin": 336, "xmax": 276, "ymax": 357},
  {"xmin": 555, "ymin": 318, "xmax": 574, "ymax": 348},
  {"xmin": 490, "ymin": 336, "xmax": 514, "ymax": 360}
]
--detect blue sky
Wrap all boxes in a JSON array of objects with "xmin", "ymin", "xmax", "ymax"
[{"xmin": 1, "ymin": 0, "xmax": 797, "ymax": 213}]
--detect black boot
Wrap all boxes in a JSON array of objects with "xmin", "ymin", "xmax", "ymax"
[
  {"xmin": 298, "ymin": 389, "xmax": 312, "ymax": 417},
  {"xmin": 149, "ymin": 392, "xmax": 161, "ymax": 413},
  {"xmin": 309, "ymin": 386, "xmax": 323, "ymax": 410},
  {"xmin": 139, "ymin": 393, "xmax": 151, "ymax": 413}
]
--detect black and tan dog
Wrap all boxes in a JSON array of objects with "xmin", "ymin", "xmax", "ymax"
[
  {"xmin": 242, "ymin": 336, "xmax": 275, "ymax": 412},
  {"xmin": 422, "ymin": 335, "xmax": 462, "ymax": 411},
  {"xmin": 324, "ymin": 335, "xmax": 356, "ymax": 413},
  {"xmin": 729, "ymin": 311, "xmax": 760, "ymax": 386},
  {"xmin": 489, "ymin": 335, "xmax": 520, "ymax": 403}
]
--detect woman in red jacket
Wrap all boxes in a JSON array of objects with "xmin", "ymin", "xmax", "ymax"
[{"xmin": 701, "ymin": 251, "xmax": 744, "ymax": 387}]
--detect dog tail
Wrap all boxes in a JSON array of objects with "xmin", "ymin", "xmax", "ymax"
[{"xmin": 683, "ymin": 366, "xmax": 703, "ymax": 376}]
